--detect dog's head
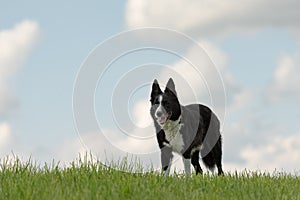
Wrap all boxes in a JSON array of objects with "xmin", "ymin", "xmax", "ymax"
[{"xmin": 150, "ymin": 78, "xmax": 181, "ymax": 127}]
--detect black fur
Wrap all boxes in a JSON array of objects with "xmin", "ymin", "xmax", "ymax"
[{"xmin": 150, "ymin": 78, "xmax": 224, "ymax": 175}]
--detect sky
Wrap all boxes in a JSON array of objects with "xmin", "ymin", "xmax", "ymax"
[{"xmin": 0, "ymin": 0, "xmax": 299, "ymax": 174}]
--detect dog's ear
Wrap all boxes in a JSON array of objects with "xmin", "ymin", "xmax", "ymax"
[
  {"xmin": 164, "ymin": 78, "xmax": 177, "ymax": 96},
  {"xmin": 150, "ymin": 79, "xmax": 162, "ymax": 103}
]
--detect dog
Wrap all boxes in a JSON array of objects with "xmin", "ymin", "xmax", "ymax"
[{"xmin": 150, "ymin": 78, "xmax": 224, "ymax": 176}]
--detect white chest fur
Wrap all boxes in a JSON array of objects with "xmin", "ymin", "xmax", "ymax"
[{"xmin": 163, "ymin": 119, "xmax": 184, "ymax": 154}]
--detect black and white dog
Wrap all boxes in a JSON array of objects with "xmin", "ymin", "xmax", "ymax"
[{"xmin": 150, "ymin": 78, "xmax": 224, "ymax": 176}]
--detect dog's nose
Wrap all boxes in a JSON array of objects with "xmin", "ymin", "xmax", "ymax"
[{"xmin": 156, "ymin": 111, "xmax": 163, "ymax": 118}]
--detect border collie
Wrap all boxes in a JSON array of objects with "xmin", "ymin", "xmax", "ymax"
[{"xmin": 150, "ymin": 78, "xmax": 224, "ymax": 176}]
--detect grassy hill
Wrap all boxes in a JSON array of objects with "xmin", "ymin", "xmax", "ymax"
[{"xmin": 0, "ymin": 157, "xmax": 299, "ymax": 200}]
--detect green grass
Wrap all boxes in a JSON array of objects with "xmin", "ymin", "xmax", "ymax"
[{"xmin": 0, "ymin": 156, "xmax": 299, "ymax": 200}]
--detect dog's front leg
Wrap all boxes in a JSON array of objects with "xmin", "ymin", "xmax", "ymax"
[
  {"xmin": 156, "ymin": 130, "xmax": 173, "ymax": 176},
  {"xmin": 182, "ymin": 157, "xmax": 191, "ymax": 175},
  {"xmin": 161, "ymin": 146, "xmax": 173, "ymax": 177}
]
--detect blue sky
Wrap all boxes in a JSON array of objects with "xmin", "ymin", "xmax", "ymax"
[{"xmin": 1, "ymin": 1, "xmax": 300, "ymax": 173}]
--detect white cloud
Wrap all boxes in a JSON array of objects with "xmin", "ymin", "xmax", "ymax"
[
  {"xmin": 0, "ymin": 20, "xmax": 40, "ymax": 117},
  {"xmin": 267, "ymin": 53, "xmax": 300, "ymax": 101},
  {"xmin": 132, "ymin": 100, "xmax": 152, "ymax": 128},
  {"xmin": 240, "ymin": 133, "xmax": 300, "ymax": 173},
  {"xmin": 0, "ymin": 122, "xmax": 12, "ymax": 146},
  {"xmin": 0, "ymin": 20, "xmax": 40, "ymax": 78},
  {"xmin": 125, "ymin": 0, "xmax": 300, "ymax": 37}
]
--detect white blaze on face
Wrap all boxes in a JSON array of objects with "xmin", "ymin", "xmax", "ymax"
[
  {"xmin": 155, "ymin": 95, "xmax": 163, "ymax": 115},
  {"xmin": 155, "ymin": 95, "xmax": 167, "ymax": 126}
]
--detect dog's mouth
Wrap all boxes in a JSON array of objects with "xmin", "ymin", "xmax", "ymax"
[{"xmin": 157, "ymin": 112, "xmax": 171, "ymax": 126}]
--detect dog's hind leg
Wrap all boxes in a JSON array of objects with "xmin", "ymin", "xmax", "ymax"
[
  {"xmin": 215, "ymin": 138, "xmax": 224, "ymax": 175},
  {"xmin": 191, "ymin": 150, "xmax": 203, "ymax": 175},
  {"xmin": 217, "ymin": 162, "xmax": 224, "ymax": 175}
]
